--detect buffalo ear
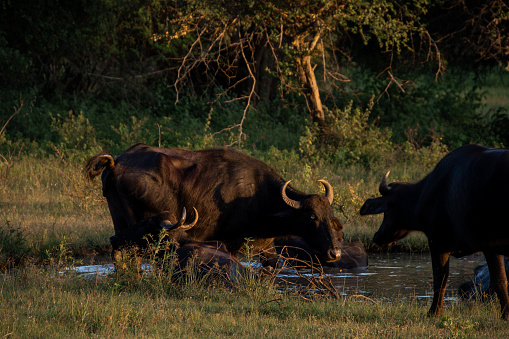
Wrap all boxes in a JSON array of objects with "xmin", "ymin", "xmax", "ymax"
[{"xmin": 359, "ymin": 197, "xmax": 388, "ymax": 215}]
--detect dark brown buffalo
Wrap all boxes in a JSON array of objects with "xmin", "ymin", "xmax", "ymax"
[
  {"xmin": 109, "ymin": 207, "xmax": 198, "ymax": 253},
  {"xmin": 273, "ymin": 239, "xmax": 367, "ymax": 270},
  {"xmin": 268, "ymin": 218, "xmax": 367, "ymax": 270},
  {"xmin": 85, "ymin": 143, "xmax": 341, "ymax": 263},
  {"xmin": 176, "ymin": 242, "xmax": 245, "ymax": 282},
  {"xmin": 110, "ymin": 208, "xmax": 244, "ymax": 280},
  {"xmin": 360, "ymin": 144, "xmax": 509, "ymax": 319}
]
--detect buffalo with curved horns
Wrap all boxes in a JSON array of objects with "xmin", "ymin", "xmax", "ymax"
[
  {"xmin": 85, "ymin": 143, "xmax": 341, "ymax": 263},
  {"xmin": 109, "ymin": 207, "xmax": 198, "ymax": 253},
  {"xmin": 360, "ymin": 144, "xmax": 509, "ymax": 320},
  {"xmin": 110, "ymin": 207, "xmax": 244, "ymax": 281},
  {"xmin": 262, "ymin": 217, "xmax": 367, "ymax": 270}
]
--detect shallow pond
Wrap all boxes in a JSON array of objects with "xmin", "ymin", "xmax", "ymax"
[
  {"xmin": 278, "ymin": 252, "xmax": 485, "ymax": 301},
  {"xmin": 67, "ymin": 252, "xmax": 485, "ymax": 302}
]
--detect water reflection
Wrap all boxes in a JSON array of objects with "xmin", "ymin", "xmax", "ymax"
[
  {"xmin": 329, "ymin": 252, "xmax": 484, "ymax": 301},
  {"xmin": 275, "ymin": 252, "xmax": 485, "ymax": 301},
  {"xmin": 65, "ymin": 252, "xmax": 485, "ymax": 301}
]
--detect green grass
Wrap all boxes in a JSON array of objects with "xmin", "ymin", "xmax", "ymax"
[
  {"xmin": 0, "ymin": 156, "xmax": 112, "ymax": 264},
  {"xmin": 1, "ymin": 263, "xmax": 508, "ymax": 338}
]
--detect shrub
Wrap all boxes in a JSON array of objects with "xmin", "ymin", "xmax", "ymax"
[
  {"xmin": 300, "ymin": 99, "xmax": 394, "ymax": 168},
  {"xmin": 49, "ymin": 111, "xmax": 101, "ymax": 158},
  {"xmin": 349, "ymin": 66, "xmax": 489, "ymax": 148},
  {"xmin": 0, "ymin": 222, "xmax": 31, "ymax": 267}
]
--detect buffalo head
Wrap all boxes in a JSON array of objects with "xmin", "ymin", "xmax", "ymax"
[
  {"xmin": 359, "ymin": 171, "xmax": 412, "ymax": 247},
  {"xmin": 279, "ymin": 180, "xmax": 341, "ymax": 262},
  {"xmin": 110, "ymin": 207, "xmax": 199, "ymax": 252}
]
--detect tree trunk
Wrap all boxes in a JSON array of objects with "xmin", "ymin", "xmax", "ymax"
[
  {"xmin": 294, "ymin": 33, "xmax": 325, "ymax": 123},
  {"xmin": 301, "ymin": 54, "xmax": 324, "ymax": 122}
]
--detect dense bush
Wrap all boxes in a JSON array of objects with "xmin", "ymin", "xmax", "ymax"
[
  {"xmin": 1, "ymin": 0, "xmax": 508, "ymax": 158},
  {"xmin": 300, "ymin": 99, "xmax": 393, "ymax": 168},
  {"xmin": 344, "ymin": 66, "xmax": 508, "ymax": 149}
]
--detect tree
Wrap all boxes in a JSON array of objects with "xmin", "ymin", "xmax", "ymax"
[
  {"xmin": 155, "ymin": 0, "xmax": 434, "ymax": 127},
  {"xmin": 427, "ymin": 0, "xmax": 509, "ymax": 70},
  {"xmin": 1, "ymin": 1, "xmax": 507, "ymax": 147}
]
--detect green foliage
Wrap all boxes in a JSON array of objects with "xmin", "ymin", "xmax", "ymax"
[
  {"xmin": 400, "ymin": 130, "xmax": 449, "ymax": 170},
  {"xmin": 111, "ymin": 116, "xmax": 157, "ymax": 150},
  {"xmin": 348, "ymin": 67, "xmax": 495, "ymax": 149},
  {"xmin": 436, "ymin": 316, "xmax": 476, "ymax": 338},
  {"xmin": 480, "ymin": 106, "xmax": 509, "ymax": 147},
  {"xmin": 300, "ymin": 100, "xmax": 393, "ymax": 168},
  {"xmin": 50, "ymin": 111, "xmax": 101, "ymax": 154},
  {"xmin": 1, "ymin": 0, "xmax": 508, "ymax": 155}
]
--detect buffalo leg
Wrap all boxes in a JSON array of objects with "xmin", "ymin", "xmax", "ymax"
[
  {"xmin": 428, "ymin": 251, "xmax": 451, "ymax": 317},
  {"xmin": 485, "ymin": 253, "xmax": 509, "ymax": 320}
]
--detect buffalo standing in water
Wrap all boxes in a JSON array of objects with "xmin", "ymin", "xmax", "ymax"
[
  {"xmin": 360, "ymin": 144, "xmax": 509, "ymax": 319},
  {"xmin": 85, "ymin": 143, "xmax": 341, "ymax": 264}
]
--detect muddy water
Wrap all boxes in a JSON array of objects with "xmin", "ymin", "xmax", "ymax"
[
  {"xmin": 278, "ymin": 252, "xmax": 486, "ymax": 301},
  {"xmin": 68, "ymin": 252, "xmax": 485, "ymax": 301}
]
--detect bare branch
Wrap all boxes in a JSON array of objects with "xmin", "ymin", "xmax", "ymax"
[
  {"xmin": 237, "ymin": 27, "xmax": 258, "ymax": 147},
  {"xmin": 264, "ymin": 25, "xmax": 285, "ymax": 96},
  {"xmin": 174, "ymin": 18, "xmax": 240, "ymax": 103},
  {"xmin": 174, "ymin": 25, "xmax": 209, "ymax": 103},
  {"xmin": 377, "ymin": 67, "xmax": 410, "ymax": 103},
  {"xmin": 392, "ymin": 1, "xmax": 444, "ymax": 80},
  {"xmin": 0, "ymin": 99, "xmax": 23, "ymax": 139}
]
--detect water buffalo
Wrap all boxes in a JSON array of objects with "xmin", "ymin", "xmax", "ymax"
[
  {"xmin": 360, "ymin": 144, "xmax": 509, "ymax": 319},
  {"xmin": 273, "ymin": 238, "xmax": 367, "ymax": 270},
  {"xmin": 110, "ymin": 208, "xmax": 244, "ymax": 281},
  {"xmin": 176, "ymin": 241, "xmax": 245, "ymax": 282},
  {"xmin": 458, "ymin": 257, "xmax": 509, "ymax": 301},
  {"xmin": 109, "ymin": 207, "xmax": 198, "ymax": 253},
  {"xmin": 268, "ymin": 218, "xmax": 367, "ymax": 270},
  {"xmin": 85, "ymin": 143, "xmax": 341, "ymax": 263}
]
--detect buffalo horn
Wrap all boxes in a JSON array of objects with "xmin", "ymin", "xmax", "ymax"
[
  {"xmin": 180, "ymin": 207, "xmax": 198, "ymax": 231},
  {"xmin": 379, "ymin": 171, "xmax": 391, "ymax": 195},
  {"xmin": 318, "ymin": 179, "xmax": 334, "ymax": 205},
  {"xmin": 281, "ymin": 180, "xmax": 302, "ymax": 209},
  {"xmin": 160, "ymin": 207, "xmax": 199, "ymax": 231}
]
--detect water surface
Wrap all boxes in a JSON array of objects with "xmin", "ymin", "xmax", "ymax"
[
  {"xmin": 278, "ymin": 252, "xmax": 485, "ymax": 301},
  {"xmin": 66, "ymin": 252, "xmax": 485, "ymax": 301}
]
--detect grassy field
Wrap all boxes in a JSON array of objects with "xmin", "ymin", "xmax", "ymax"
[
  {"xmin": 1, "ymin": 148, "xmax": 509, "ymax": 337},
  {"xmin": 1, "ymin": 261, "xmax": 508, "ymax": 338}
]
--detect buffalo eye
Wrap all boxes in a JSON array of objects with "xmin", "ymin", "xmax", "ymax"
[{"xmin": 310, "ymin": 214, "xmax": 317, "ymax": 220}]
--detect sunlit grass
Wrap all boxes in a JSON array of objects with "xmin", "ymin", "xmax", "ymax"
[
  {"xmin": 1, "ymin": 263, "xmax": 507, "ymax": 338},
  {"xmin": 0, "ymin": 156, "xmax": 112, "ymax": 263}
]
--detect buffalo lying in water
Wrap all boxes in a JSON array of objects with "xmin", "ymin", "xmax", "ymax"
[
  {"xmin": 267, "ymin": 218, "xmax": 367, "ymax": 270},
  {"xmin": 360, "ymin": 144, "xmax": 509, "ymax": 319},
  {"xmin": 110, "ymin": 208, "xmax": 244, "ymax": 281},
  {"xmin": 85, "ymin": 143, "xmax": 341, "ymax": 265},
  {"xmin": 272, "ymin": 239, "xmax": 367, "ymax": 270},
  {"xmin": 458, "ymin": 257, "xmax": 509, "ymax": 301}
]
